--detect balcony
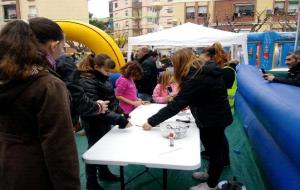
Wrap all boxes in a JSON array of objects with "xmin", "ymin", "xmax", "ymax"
[
  {"xmin": 132, "ymin": 1, "xmax": 142, "ymax": 9},
  {"xmin": 132, "ymin": 24, "xmax": 142, "ymax": 31}
]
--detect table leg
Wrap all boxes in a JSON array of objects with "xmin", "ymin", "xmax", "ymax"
[
  {"xmin": 163, "ymin": 169, "xmax": 168, "ymax": 190},
  {"xmin": 120, "ymin": 166, "xmax": 125, "ymax": 190}
]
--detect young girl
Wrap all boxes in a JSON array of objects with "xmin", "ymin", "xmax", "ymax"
[
  {"xmin": 115, "ymin": 61, "xmax": 144, "ymax": 115},
  {"xmin": 152, "ymin": 71, "xmax": 178, "ymax": 104},
  {"xmin": 78, "ymin": 53, "xmax": 130, "ymax": 190}
]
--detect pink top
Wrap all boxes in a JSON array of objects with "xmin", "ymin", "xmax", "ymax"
[
  {"xmin": 152, "ymin": 83, "xmax": 178, "ymax": 104},
  {"xmin": 115, "ymin": 76, "xmax": 138, "ymax": 114}
]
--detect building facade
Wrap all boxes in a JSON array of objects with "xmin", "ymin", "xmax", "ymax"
[
  {"xmin": 0, "ymin": 0, "xmax": 89, "ymax": 28},
  {"xmin": 173, "ymin": 0, "xmax": 298, "ymax": 32},
  {"xmin": 110, "ymin": 0, "xmax": 174, "ymax": 37}
]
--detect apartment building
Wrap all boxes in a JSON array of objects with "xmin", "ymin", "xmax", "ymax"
[
  {"xmin": 0, "ymin": 0, "xmax": 89, "ymax": 27},
  {"xmin": 110, "ymin": 0, "xmax": 174, "ymax": 37},
  {"xmin": 173, "ymin": 0, "xmax": 298, "ymax": 32}
]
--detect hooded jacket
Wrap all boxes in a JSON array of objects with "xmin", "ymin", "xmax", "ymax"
[
  {"xmin": 148, "ymin": 61, "xmax": 233, "ymax": 128},
  {"xmin": 0, "ymin": 70, "xmax": 80, "ymax": 190}
]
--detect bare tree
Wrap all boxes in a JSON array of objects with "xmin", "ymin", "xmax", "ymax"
[
  {"xmin": 66, "ymin": 40, "xmax": 90, "ymax": 53},
  {"xmin": 250, "ymin": 10, "xmax": 271, "ymax": 32}
]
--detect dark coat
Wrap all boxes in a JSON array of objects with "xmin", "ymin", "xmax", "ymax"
[
  {"xmin": 0, "ymin": 70, "xmax": 80, "ymax": 190},
  {"xmin": 148, "ymin": 61, "xmax": 233, "ymax": 128},
  {"xmin": 273, "ymin": 64, "xmax": 300, "ymax": 87},
  {"xmin": 135, "ymin": 53, "xmax": 159, "ymax": 95},
  {"xmin": 56, "ymin": 55, "xmax": 100, "ymax": 125},
  {"xmin": 79, "ymin": 71, "xmax": 128, "ymax": 129}
]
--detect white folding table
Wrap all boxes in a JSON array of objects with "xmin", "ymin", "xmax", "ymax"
[{"xmin": 82, "ymin": 104, "xmax": 201, "ymax": 190}]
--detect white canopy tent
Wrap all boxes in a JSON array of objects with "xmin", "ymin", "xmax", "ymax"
[{"xmin": 128, "ymin": 22, "xmax": 248, "ymax": 64}]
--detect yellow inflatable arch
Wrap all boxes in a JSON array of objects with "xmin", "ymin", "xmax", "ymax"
[{"xmin": 56, "ymin": 20, "xmax": 125, "ymax": 72}]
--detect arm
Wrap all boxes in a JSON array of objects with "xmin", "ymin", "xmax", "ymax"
[
  {"xmin": 273, "ymin": 75, "xmax": 300, "ymax": 87},
  {"xmin": 147, "ymin": 76, "xmax": 200, "ymax": 128},
  {"xmin": 37, "ymin": 80, "xmax": 80, "ymax": 190},
  {"xmin": 116, "ymin": 95, "xmax": 142, "ymax": 107}
]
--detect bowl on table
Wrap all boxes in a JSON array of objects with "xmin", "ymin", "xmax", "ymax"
[{"xmin": 160, "ymin": 121, "xmax": 190, "ymax": 139}]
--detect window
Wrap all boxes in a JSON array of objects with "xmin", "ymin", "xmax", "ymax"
[
  {"xmin": 115, "ymin": 2, "xmax": 118, "ymax": 8},
  {"xmin": 167, "ymin": 19, "xmax": 173, "ymax": 25},
  {"xmin": 166, "ymin": 7, "xmax": 173, "ymax": 13},
  {"xmin": 115, "ymin": 23, "xmax": 119, "ymax": 29},
  {"xmin": 125, "ymin": 21, "xmax": 129, "ymax": 27},
  {"xmin": 198, "ymin": 6, "xmax": 208, "ymax": 17},
  {"xmin": 274, "ymin": 2, "xmax": 285, "ymax": 15},
  {"xmin": 288, "ymin": 2, "xmax": 297, "ymax": 14},
  {"xmin": 28, "ymin": 5, "xmax": 37, "ymax": 18},
  {"xmin": 125, "ymin": 0, "xmax": 128, "ymax": 5},
  {"xmin": 186, "ymin": 7, "xmax": 195, "ymax": 19},
  {"xmin": 168, "ymin": 0, "xmax": 172, "ymax": 2},
  {"xmin": 3, "ymin": 4, "xmax": 17, "ymax": 20},
  {"xmin": 125, "ymin": 10, "xmax": 128, "ymax": 16},
  {"xmin": 234, "ymin": 4, "xmax": 254, "ymax": 17},
  {"xmin": 147, "ymin": 28, "xmax": 154, "ymax": 33}
]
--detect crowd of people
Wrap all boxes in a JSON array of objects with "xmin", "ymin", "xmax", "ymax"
[{"xmin": 0, "ymin": 17, "xmax": 299, "ymax": 190}]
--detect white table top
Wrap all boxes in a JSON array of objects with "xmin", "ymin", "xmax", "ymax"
[{"xmin": 82, "ymin": 104, "xmax": 201, "ymax": 170}]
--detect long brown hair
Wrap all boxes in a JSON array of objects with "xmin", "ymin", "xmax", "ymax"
[
  {"xmin": 171, "ymin": 48, "xmax": 205, "ymax": 89},
  {"xmin": 0, "ymin": 20, "xmax": 44, "ymax": 81},
  {"xmin": 211, "ymin": 42, "xmax": 228, "ymax": 68}
]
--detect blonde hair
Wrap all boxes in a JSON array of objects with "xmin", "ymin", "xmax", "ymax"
[
  {"xmin": 158, "ymin": 71, "xmax": 174, "ymax": 90},
  {"xmin": 171, "ymin": 48, "xmax": 205, "ymax": 89}
]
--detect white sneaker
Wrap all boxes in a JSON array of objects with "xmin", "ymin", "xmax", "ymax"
[
  {"xmin": 190, "ymin": 182, "xmax": 217, "ymax": 190},
  {"xmin": 192, "ymin": 171, "xmax": 209, "ymax": 180}
]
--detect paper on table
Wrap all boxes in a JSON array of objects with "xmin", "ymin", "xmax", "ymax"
[{"xmin": 129, "ymin": 104, "xmax": 194, "ymax": 127}]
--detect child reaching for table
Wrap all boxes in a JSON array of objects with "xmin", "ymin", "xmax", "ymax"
[
  {"xmin": 152, "ymin": 71, "xmax": 178, "ymax": 104},
  {"xmin": 115, "ymin": 61, "xmax": 145, "ymax": 116}
]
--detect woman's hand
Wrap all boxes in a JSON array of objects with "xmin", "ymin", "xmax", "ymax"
[{"xmin": 143, "ymin": 122, "xmax": 153, "ymax": 131}]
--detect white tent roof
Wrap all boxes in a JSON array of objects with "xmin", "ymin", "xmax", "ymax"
[
  {"xmin": 128, "ymin": 23, "xmax": 248, "ymax": 63},
  {"xmin": 129, "ymin": 22, "xmax": 246, "ymax": 47}
]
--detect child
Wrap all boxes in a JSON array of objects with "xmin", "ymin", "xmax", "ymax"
[
  {"xmin": 152, "ymin": 71, "xmax": 178, "ymax": 104},
  {"xmin": 115, "ymin": 61, "xmax": 144, "ymax": 115},
  {"xmin": 78, "ymin": 53, "xmax": 130, "ymax": 190}
]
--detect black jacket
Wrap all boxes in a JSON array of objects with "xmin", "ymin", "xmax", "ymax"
[
  {"xmin": 79, "ymin": 71, "xmax": 128, "ymax": 128},
  {"xmin": 148, "ymin": 61, "xmax": 233, "ymax": 128},
  {"xmin": 135, "ymin": 53, "xmax": 159, "ymax": 95},
  {"xmin": 273, "ymin": 64, "xmax": 300, "ymax": 87},
  {"xmin": 56, "ymin": 56, "xmax": 100, "ymax": 124}
]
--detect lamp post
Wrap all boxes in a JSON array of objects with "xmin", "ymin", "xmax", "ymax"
[{"xmin": 152, "ymin": 1, "xmax": 163, "ymax": 31}]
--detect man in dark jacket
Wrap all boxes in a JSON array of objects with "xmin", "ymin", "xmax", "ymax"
[
  {"xmin": 135, "ymin": 46, "xmax": 159, "ymax": 101},
  {"xmin": 264, "ymin": 51, "xmax": 300, "ymax": 87}
]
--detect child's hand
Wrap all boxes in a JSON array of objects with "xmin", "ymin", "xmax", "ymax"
[
  {"xmin": 96, "ymin": 100, "xmax": 110, "ymax": 113},
  {"xmin": 263, "ymin": 73, "xmax": 275, "ymax": 81},
  {"xmin": 133, "ymin": 99, "xmax": 143, "ymax": 107}
]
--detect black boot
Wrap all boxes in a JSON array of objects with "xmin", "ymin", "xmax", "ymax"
[
  {"xmin": 98, "ymin": 165, "xmax": 120, "ymax": 182},
  {"xmin": 86, "ymin": 179, "xmax": 104, "ymax": 190}
]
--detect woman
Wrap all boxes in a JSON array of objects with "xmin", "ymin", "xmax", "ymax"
[
  {"xmin": 0, "ymin": 18, "xmax": 80, "ymax": 190},
  {"xmin": 78, "ymin": 53, "xmax": 130, "ymax": 190},
  {"xmin": 143, "ymin": 48, "xmax": 233, "ymax": 190}
]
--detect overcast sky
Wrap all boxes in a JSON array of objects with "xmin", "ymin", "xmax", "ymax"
[{"xmin": 88, "ymin": 0, "xmax": 110, "ymax": 18}]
